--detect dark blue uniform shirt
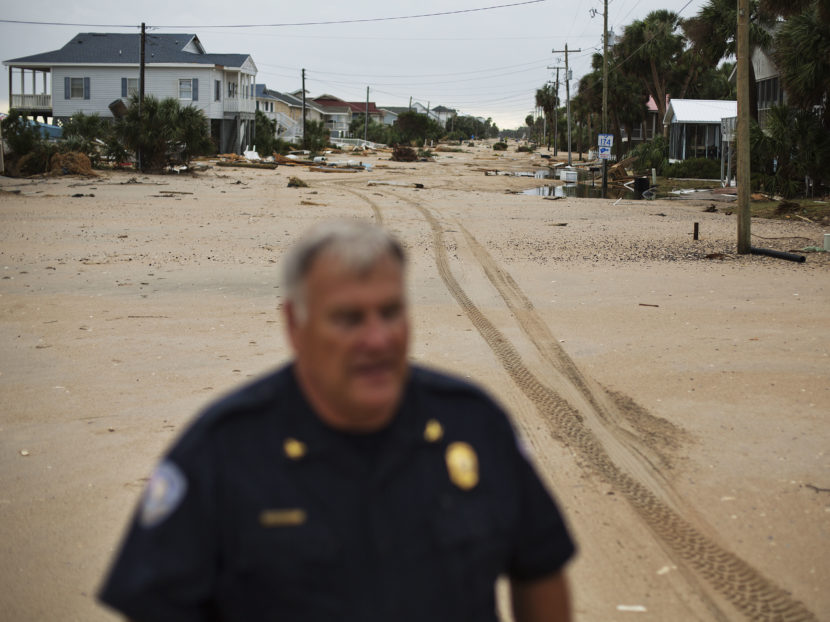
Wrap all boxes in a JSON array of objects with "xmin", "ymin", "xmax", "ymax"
[{"xmin": 100, "ymin": 364, "xmax": 575, "ymax": 621}]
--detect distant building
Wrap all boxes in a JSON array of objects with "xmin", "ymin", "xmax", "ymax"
[
  {"xmin": 4, "ymin": 33, "xmax": 257, "ymax": 153},
  {"xmin": 255, "ymin": 85, "xmax": 324, "ymax": 143},
  {"xmin": 312, "ymin": 95, "xmax": 384, "ymax": 138},
  {"xmin": 663, "ymin": 99, "xmax": 737, "ymax": 162}
]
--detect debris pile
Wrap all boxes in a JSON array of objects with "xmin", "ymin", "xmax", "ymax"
[
  {"xmin": 48, "ymin": 152, "xmax": 96, "ymax": 176},
  {"xmin": 391, "ymin": 145, "xmax": 418, "ymax": 162}
]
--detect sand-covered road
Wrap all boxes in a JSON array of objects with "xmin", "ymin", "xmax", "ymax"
[{"xmin": 1, "ymin": 143, "xmax": 828, "ymax": 620}]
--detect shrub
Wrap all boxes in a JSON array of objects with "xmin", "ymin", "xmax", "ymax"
[
  {"xmin": 63, "ymin": 112, "xmax": 109, "ymax": 167},
  {"xmin": 1, "ymin": 109, "xmax": 46, "ymax": 156},
  {"xmin": 114, "ymin": 95, "xmax": 212, "ymax": 171},
  {"xmin": 303, "ymin": 120, "xmax": 330, "ymax": 156},
  {"xmin": 629, "ymin": 135, "xmax": 669, "ymax": 174},
  {"xmin": 663, "ymin": 158, "xmax": 721, "ymax": 180},
  {"xmin": 517, "ymin": 144, "xmax": 534, "ymax": 153},
  {"xmin": 492, "ymin": 142, "xmax": 508, "ymax": 151}
]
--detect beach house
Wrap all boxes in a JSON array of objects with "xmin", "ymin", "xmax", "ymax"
[{"xmin": 4, "ymin": 32, "xmax": 257, "ymax": 154}]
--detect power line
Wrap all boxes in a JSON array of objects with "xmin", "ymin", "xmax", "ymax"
[
  {"xmin": 257, "ymin": 55, "xmax": 553, "ymax": 80},
  {"xmin": 0, "ymin": 1, "xmax": 548, "ymax": 30}
]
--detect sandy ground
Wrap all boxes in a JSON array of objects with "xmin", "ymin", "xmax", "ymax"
[{"xmin": 1, "ymin": 143, "xmax": 828, "ymax": 621}]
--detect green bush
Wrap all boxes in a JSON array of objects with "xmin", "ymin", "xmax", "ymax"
[
  {"xmin": 254, "ymin": 109, "xmax": 277, "ymax": 157},
  {"xmin": 114, "ymin": 95, "xmax": 212, "ymax": 171},
  {"xmin": 629, "ymin": 135, "xmax": 669, "ymax": 174},
  {"xmin": 303, "ymin": 120, "xmax": 330, "ymax": 156},
  {"xmin": 63, "ymin": 112, "xmax": 109, "ymax": 166},
  {"xmin": 663, "ymin": 158, "xmax": 721, "ymax": 179},
  {"xmin": 1, "ymin": 109, "xmax": 46, "ymax": 156},
  {"xmin": 517, "ymin": 144, "xmax": 534, "ymax": 153},
  {"xmin": 492, "ymin": 142, "xmax": 508, "ymax": 151}
]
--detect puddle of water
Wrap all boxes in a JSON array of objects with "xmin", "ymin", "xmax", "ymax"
[{"xmin": 524, "ymin": 183, "xmax": 641, "ymax": 200}]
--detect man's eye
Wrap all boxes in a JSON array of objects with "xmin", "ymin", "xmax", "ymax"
[
  {"xmin": 334, "ymin": 311, "xmax": 362, "ymax": 327},
  {"xmin": 381, "ymin": 304, "xmax": 403, "ymax": 321}
]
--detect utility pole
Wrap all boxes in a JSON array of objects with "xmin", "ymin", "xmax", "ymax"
[
  {"xmin": 0, "ymin": 119, "xmax": 5, "ymax": 175},
  {"xmin": 602, "ymin": 0, "xmax": 609, "ymax": 198},
  {"xmin": 736, "ymin": 0, "xmax": 751, "ymax": 253},
  {"xmin": 363, "ymin": 86, "xmax": 369, "ymax": 143},
  {"xmin": 554, "ymin": 69, "xmax": 559, "ymax": 156},
  {"xmin": 552, "ymin": 44, "xmax": 580, "ymax": 166},
  {"xmin": 138, "ymin": 22, "xmax": 145, "ymax": 171},
  {"xmin": 301, "ymin": 69, "xmax": 307, "ymax": 150}
]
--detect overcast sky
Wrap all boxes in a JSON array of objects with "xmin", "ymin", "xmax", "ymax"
[{"xmin": 1, "ymin": 0, "xmax": 710, "ymax": 130}]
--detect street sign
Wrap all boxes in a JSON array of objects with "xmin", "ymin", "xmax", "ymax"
[{"xmin": 598, "ymin": 133, "xmax": 613, "ymax": 160}]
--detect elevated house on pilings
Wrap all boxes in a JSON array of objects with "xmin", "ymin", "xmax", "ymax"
[{"xmin": 3, "ymin": 33, "xmax": 257, "ymax": 154}]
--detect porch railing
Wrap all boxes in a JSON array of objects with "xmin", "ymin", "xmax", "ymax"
[
  {"xmin": 224, "ymin": 98, "xmax": 256, "ymax": 114},
  {"xmin": 11, "ymin": 94, "xmax": 52, "ymax": 110}
]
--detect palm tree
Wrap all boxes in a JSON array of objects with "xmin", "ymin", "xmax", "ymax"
[
  {"xmin": 769, "ymin": 2, "xmax": 830, "ymax": 128},
  {"xmin": 760, "ymin": 0, "xmax": 830, "ymax": 21},
  {"xmin": 615, "ymin": 10, "xmax": 687, "ymax": 126},
  {"xmin": 683, "ymin": 0, "xmax": 772, "ymax": 118},
  {"xmin": 535, "ymin": 83, "xmax": 559, "ymax": 149}
]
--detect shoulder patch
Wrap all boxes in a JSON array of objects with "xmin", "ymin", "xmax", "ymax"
[{"xmin": 139, "ymin": 460, "xmax": 188, "ymax": 528}]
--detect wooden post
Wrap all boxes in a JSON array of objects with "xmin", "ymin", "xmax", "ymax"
[
  {"xmin": 0, "ymin": 118, "xmax": 5, "ymax": 175},
  {"xmin": 301, "ymin": 69, "xmax": 307, "ymax": 150},
  {"xmin": 736, "ymin": 0, "xmax": 751, "ymax": 253},
  {"xmin": 602, "ymin": 0, "xmax": 609, "ymax": 198},
  {"xmin": 138, "ymin": 22, "xmax": 145, "ymax": 171}
]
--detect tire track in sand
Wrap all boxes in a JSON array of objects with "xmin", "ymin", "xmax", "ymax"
[{"xmin": 395, "ymin": 196, "xmax": 816, "ymax": 622}]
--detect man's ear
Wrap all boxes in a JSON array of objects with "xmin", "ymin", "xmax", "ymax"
[{"xmin": 283, "ymin": 300, "xmax": 300, "ymax": 350}]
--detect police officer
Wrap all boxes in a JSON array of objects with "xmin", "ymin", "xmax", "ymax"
[{"xmin": 99, "ymin": 220, "xmax": 575, "ymax": 621}]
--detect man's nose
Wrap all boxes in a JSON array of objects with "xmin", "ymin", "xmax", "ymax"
[{"xmin": 361, "ymin": 313, "xmax": 392, "ymax": 348}]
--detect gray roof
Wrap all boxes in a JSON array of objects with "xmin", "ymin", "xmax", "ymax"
[
  {"xmin": 256, "ymin": 84, "xmax": 323, "ymax": 112},
  {"xmin": 255, "ymin": 84, "xmax": 279, "ymax": 100},
  {"xmin": 5, "ymin": 33, "xmax": 251, "ymax": 68}
]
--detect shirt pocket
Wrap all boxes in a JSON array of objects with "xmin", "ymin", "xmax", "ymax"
[{"xmin": 235, "ymin": 507, "xmax": 341, "ymax": 587}]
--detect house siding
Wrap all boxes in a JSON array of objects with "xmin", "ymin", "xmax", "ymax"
[{"xmin": 50, "ymin": 65, "xmax": 253, "ymax": 120}]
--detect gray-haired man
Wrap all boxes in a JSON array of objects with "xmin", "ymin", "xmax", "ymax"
[{"xmin": 100, "ymin": 219, "xmax": 575, "ymax": 621}]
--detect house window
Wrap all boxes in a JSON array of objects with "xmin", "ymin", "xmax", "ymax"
[
  {"xmin": 70, "ymin": 77, "xmax": 84, "ymax": 99},
  {"xmin": 179, "ymin": 79, "xmax": 193, "ymax": 100},
  {"xmin": 228, "ymin": 82, "xmax": 237, "ymax": 98},
  {"xmin": 215, "ymin": 80, "xmax": 221, "ymax": 102},
  {"xmin": 127, "ymin": 78, "xmax": 138, "ymax": 97}
]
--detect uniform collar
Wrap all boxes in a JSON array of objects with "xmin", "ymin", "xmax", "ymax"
[{"xmin": 277, "ymin": 363, "xmax": 429, "ymax": 465}]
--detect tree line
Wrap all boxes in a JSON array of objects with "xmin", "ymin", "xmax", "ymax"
[
  {"xmin": 2, "ymin": 96, "xmax": 500, "ymax": 176},
  {"xmin": 529, "ymin": 0, "xmax": 829, "ymax": 197}
]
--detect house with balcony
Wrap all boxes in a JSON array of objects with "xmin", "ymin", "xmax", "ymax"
[
  {"xmin": 312, "ymin": 95, "xmax": 384, "ymax": 139},
  {"xmin": 255, "ymin": 85, "xmax": 324, "ymax": 143},
  {"xmin": 4, "ymin": 32, "xmax": 257, "ymax": 154}
]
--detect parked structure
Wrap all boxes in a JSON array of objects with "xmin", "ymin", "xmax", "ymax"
[
  {"xmin": 663, "ymin": 99, "xmax": 737, "ymax": 162},
  {"xmin": 3, "ymin": 32, "xmax": 257, "ymax": 154}
]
